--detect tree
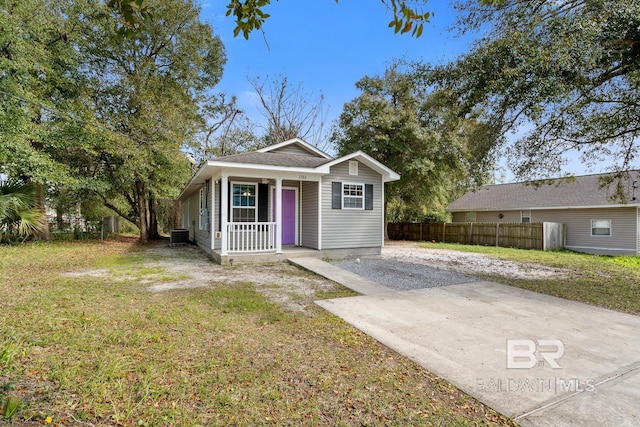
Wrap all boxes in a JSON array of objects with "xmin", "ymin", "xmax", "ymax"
[
  {"xmin": 106, "ymin": 0, "xmax": 433, "ymax": 39},
  {"xmin": 331, "ymin": 63, "xmax": 494, "ymax": 224},
  {"xmin": 73, "ymin": 0, "xmax": 226, "ymax": 243},
  {"xmin": 427, "ymin": 0, "xmax": 640, "ymax": 186},
  {"xmin": 188, "ymin": 93, "xmax": 260, "ymax": 162},
  {"xmin": 0, "ymin": 0, "xmax": 97, "ymax": 240},
  {"xmin": 250, "ymin": 75, "xmax": 329, "ymax": 151}
]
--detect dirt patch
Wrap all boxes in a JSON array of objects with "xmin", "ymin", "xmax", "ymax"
[
  {"xmin": 382, "ymin": 241, "xmax": 569, "ymax": 279},
  {"xmin": 63, "ymin": 243, "xmax": 342, "ymax": 313}
]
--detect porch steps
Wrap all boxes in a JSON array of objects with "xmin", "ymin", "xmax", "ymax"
[{"xmin": 288, "ymin": 257, "xmax": 393, "ymax": 296}]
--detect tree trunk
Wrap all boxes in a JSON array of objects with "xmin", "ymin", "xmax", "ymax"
[
  {"xmin": 34, "ymin": 182, "xmax": 50, "ymax": 241},
  {"xmin": 172, "ymin": 200, "xmax": 181, "ymax": 229},
  {"xmin": 147, "ymin": 191, "xmax": 161, "ymax": 240},
  {"xmin": 56, "ymin": 204, "xmax": 64, "ymax": 231},
  {"xmin": 136, "ymin": 180, "xmax": 149, "ymax": 244}
]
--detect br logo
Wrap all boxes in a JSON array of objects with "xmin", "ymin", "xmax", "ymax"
[{"xmin": 506, "ymin": 339, "xmax": 564, "ymax": 369}]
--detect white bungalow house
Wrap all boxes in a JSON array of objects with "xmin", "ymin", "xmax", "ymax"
[{"xmin": 177, "ymin": 138, "xmax": 400, "ymax": 264}]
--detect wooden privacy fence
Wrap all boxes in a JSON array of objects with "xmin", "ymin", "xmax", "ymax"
[{"xmin": 387, "ymin": 222, "xmax": 565, "ymax": 251}]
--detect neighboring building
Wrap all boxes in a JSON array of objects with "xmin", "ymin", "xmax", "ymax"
[
  {"xmin": 447, "ymin": 172, "xmax": 640, "ymax": 255},
  {"xmin": 177, "ymin": 138, "xmax": 400, "ymax": 264}
]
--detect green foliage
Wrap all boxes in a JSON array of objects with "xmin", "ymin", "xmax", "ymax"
[
  {"xmin": 1, "ymin": 395, "xmax": 22, "ymax": 420},
  {"xmin": 332, "ymin": 62, "xmax": 495, "ymax": 222},
  {"xmin": 1, "ymin": 0, "xmax": 226, "ymax": 242},
  {"xmin": 0, "ymin": 179, "xmax": 46, "ymax": 242},
  {"xmin": 386, "ymin": 0, "xmax": 430, "ymax": 37},
  {"xmin": 430, "ymin": 0, "xmax": 640, "ymax": 183},
  {"xmin": 74, "ymin": 0, "xmax": 225, "ymax": 241},
  {"xmin": 224, "ymin": 0, "xmax": 433, "ymax": 39},
  {"xmin": 226, "ymin": 0, "xmax": 273, "ymax": 39}
]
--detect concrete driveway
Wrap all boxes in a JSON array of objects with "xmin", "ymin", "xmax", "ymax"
[{"xmin": 292, "ymin": 258, "xmax": 640, "ymax": 426}]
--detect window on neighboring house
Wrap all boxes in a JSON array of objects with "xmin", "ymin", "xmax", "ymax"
[
  {"xmin": 521, "ymin": 210, "xmax": 531, "ymax": 223},
  {"xmin": 349, "ymin": 160, "xmax": 359, "ymax": 176},
  {"xmin": 343, "ymin": 183, "xmax": 364, "ymax": 209},
  {"xmin": 464, "ymin": 211, "xmax": 476, "ymax": 222},
  {"xmin": 591, "ymin": 219, "xmax": 611, "ymax": 236},
  {"xmin": 232, "ymin": 183, "xmax": 257, "ymax": 222}
]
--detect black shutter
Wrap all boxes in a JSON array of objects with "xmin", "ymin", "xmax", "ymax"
[
  {"xmin": 258, "ymin": 183, "xmax": 268, "ymax": 222},
  {"xmin": 217, "ymin": 181, "xmax": 221, "ymax": 231},
  {"xmin": 365, "ymin": 184, "xmax": 373, "ymax": 210},
  {"xmin": 228, "ymin": 182, "xmax": 232, "ymax": 221},
  {"xmin": 332, "ymin": 182, "xmax": 342, "ymax": 209}
]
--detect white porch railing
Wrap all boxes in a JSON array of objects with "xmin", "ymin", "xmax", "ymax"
[{"xmin": 226, "ymin": 222, "xmax": 276, "ymax": 252}]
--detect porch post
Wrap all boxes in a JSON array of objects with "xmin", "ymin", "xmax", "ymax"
[
  {"xmin": 275, "ymin": 177, "xmax": 282, "ymax": 254},
  {"xmin": 221, "ymin": 174, "xmax": 228, "ymax": 256},
  {"xmin": 211, "ymin": 177, "xmax": 215, "ymax": 251}
]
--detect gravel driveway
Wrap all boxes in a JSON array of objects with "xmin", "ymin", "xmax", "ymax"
[
  {"xmin": 331, "ymin": 241, "xmax": 567, "ymax": 291},
  {"xmin": 332, "ymin": 258, "xmax": 478, "ymax": 291}
]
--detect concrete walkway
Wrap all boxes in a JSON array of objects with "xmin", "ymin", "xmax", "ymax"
[{"xmin": 291, "ymin": 257, "xmax": 640, "ymax": 426}]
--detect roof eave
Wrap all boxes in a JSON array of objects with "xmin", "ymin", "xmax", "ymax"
[
  {"xmin": 322, "ymin": 151, "xmax": 401, "ymax": 182},
  {"xmin": 447, "ymin": 203, "xmax": 640, "ymax": 212}
]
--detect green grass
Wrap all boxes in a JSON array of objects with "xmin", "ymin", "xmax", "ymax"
[
  {"xmin": 0, "ymin": 238, "xmax": 513, "ymax": 426},
  {"xmin": 418, "ymin": 242, "xmax": 640, "ymax": 315}
]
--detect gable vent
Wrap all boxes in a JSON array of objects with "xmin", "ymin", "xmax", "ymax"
[{"xmin": 349, "ymin": 160, "xmax": 358, "ymax": 176}]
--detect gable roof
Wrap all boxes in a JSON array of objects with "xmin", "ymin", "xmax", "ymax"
[
  {"xmin": 324, "ymin": 151, "xmax": 401, "ymax": 183},
  {"xmin": 214, "ymin": 151, "xmax": 332, "ymax": 168},
  {"xmin": 447, "ymin": 171, "xmax": 640, "ymax": 211},
  {"xmin": 177, "ymin": 141, "xmax": 400, "ymax": 201},
  {"xmin": 256, "ymin": 137, "xmax": 332, "ymax": 159}
]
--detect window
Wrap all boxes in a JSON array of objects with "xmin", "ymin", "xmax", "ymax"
[
  {"xmin": 591, "ymin": 219, "xmax": 611, "ymax": 236},
  {"xmin": 232, "ymin": 183, "xmax": 257, "ymax": 222},
  {"xmin": 464, "ymin": 211, "xmax": 476, "ymax": 222},
  {"xmin": 343, "ymin": 183, "xmax": 364, "ymax": 209},
  {"xmin": 521, "ymin": 210, "xmax": 531, "ymax": 223},
  {"xmin": 198, "ymin": 188, "xmax": 205, "ymax": 230},
  {"xmin": 349, "ymin": 160, "xmax": 359, "ymax": 176}
]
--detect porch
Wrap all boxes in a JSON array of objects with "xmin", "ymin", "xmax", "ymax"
[
  {"xmin": 191, "ymin": 171, "xmax": 322, "ymax": 264},
  {"xmin": 216, "ymin": 244, "xmax": 321, "ymax": 265}
]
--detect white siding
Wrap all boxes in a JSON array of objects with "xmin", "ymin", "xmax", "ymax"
[
  {"xmin": 321, "ymin": 161, "xmax": 383, "ymax": 249},
  {"xmin": 189, "ymin": 184, "xmax": 212, "ymax": 256}
]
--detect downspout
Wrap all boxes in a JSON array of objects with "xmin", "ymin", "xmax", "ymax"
[
  {"xmin": 318, "ymin": 176, "xmax": 322, "ymax": 250},
  {"xmin": 299, "ymin": 180, "xmax": 303, "ymax": 247}
]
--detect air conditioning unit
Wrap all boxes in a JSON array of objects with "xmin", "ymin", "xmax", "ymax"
[{"xmin": 169, "ymin": 229, "xmax": 189, "ymax": 246}]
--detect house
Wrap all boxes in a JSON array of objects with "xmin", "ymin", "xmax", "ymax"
[
  {"xmin": 177, "ymin": 138, "xmax": 400, "ymax": 264},
  {"xmin": 447, "ymin": 172, "xmax": 640, "ymax": 255}
]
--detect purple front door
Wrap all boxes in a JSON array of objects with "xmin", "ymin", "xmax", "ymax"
[{"xmin": 273, "ymin": 189, "xmax": 296, "ymax": 245}]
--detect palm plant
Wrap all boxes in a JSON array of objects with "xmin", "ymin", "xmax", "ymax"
[{"xmin": 0, "ymin": 179, "xmax": 46, "ymax": 243}]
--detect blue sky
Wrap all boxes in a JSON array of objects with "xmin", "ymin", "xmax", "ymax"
[
  {"xmin": 199, "ymin": 1, "xmax": 475, "ymax": 133},
  {"xmin": 197, "ymin": 1, "xmax": 609, "ymax": 180}
]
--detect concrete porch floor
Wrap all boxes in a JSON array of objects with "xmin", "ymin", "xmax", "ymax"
[{"xmin": 221, "ymin": 245, "xmax": 321, "ymax": 265}]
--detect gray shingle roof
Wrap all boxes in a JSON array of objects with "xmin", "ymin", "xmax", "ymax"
[
  {"xmin": 447, "ymin": 172, "xmax": 640, "ymax": 211},
  {"xmin": 215, "ymin": 151, "xmax": 332, "ymax": 168}
]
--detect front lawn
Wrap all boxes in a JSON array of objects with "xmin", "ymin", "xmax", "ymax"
[
  {"xmin": 0, "ymin": 238, "xmax": 513, "ymax": 426},
  {"xmin": 418, "ymin": 242, "xmax": 640, "ymax": 315}
]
